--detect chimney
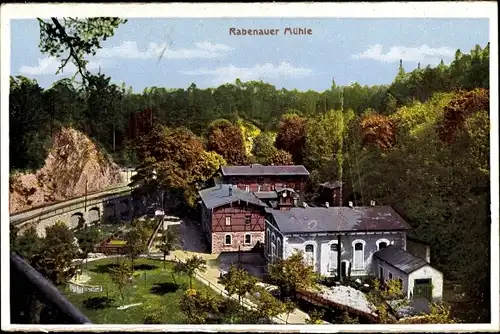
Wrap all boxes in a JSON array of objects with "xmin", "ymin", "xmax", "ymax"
[
  {"xmin": 229, "ymin": 185, "xmax": 233, "ymax": 196},
  {"xmin": 370, "ymin": 200, "xmax": 376, "ymax": 207},
  {"xmin": 325, "ymin": 202, "xmax": 329, "ymax": 208},
  {"xmin": 348, "ymin": 201, "xmax": 353, "ymax": 208}
]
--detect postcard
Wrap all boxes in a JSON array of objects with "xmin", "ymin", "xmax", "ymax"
[{"xmin": 1, "ymin": 2, "xmax": 498, "ymax": 333}]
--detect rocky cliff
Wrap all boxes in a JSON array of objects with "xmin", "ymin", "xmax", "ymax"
[{"xmin": 9, "ymin": 127, "xmax": 125, "ymax": 213}]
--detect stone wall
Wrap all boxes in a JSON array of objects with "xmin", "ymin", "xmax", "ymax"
[{"xmin": 211, "ymin": 231, "xmax": 264, "ymax": 253}]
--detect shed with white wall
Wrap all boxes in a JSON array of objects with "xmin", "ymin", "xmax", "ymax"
[{"xmin": 374, "ymin": 246, "xmax": 443, "ymax": 302}]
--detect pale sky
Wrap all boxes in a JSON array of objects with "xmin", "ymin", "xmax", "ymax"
[{"xmin": 10, "ymin": 18, "xmax": 489, "ymax": 92}]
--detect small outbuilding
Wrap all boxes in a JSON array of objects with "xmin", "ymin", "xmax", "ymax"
[{"xmin": 373, "ymin": 246, "xmax": 443, "ymax": 302}]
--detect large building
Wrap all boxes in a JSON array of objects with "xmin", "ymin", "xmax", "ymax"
[
  {"xmin": 220, "ymin": 164, "xmax": 309, "ymax": 195},
  {"xmin": 264, "ymin": 204, "xmax": 443, "ymax": 302},
  {"xmin": 199, "ymin": 164, "xmax": 310, "ymax": 254}
]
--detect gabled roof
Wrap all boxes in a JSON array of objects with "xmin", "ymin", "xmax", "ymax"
[
  {"xmin": 199, "ymin": 185, "xmax": 267, "ymax": 209},
  {"xmin": 221, "ymin": 164, "xmax": 310, "ymax": 177},
  {"xmin": 266, "ymin": 206, "xmax": 412, "ymax": 234},
  {"xmin": 374, "ymin": 246, "xmax": 436, "ymax": 274}
]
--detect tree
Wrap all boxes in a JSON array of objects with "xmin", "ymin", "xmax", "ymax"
[
  {"xmin": 108, "ymin": 261, "xmax": 133, "ymax": 304},
  {"xmin": 206, "ymin": 119, "xmax": 248, "ymax": 165},
  {"xmin": 30, "ymin": 221, "xmax": 80, "ymax": 285},
  {"xmin": 133, "ymin": 125, "xmax": 225, "ymax": 207},
  {"xmin": 283, "ymin": 298, "xmax": 296, "ymax": 324},
  {"xmin": 11, "ymin": 225, "xmax": 44, "ymax": 261},
  {"xmin": 275, "ymin": 114, "xmax": 307, "ymax": 164},
  {"xmin": 157, "ymin": 227, "xmax": 178, "ymax": 269},
  {"xmin": 305, "ymin": 308, "xmax": 324, "ymax": 324},
  {"xmin": 436, "ymin": 88, "xmax": 489, "ymax": 143},
  {"xmin": 78, "ymin": 225, "xmax": 102, "ymax": 268},
  {"xmin": 220, "ymin": 265, "xmax": 258, "ymax": 313},
  {"xmin": 359, "ymin": 113, "xmax": 395, "ymax": 150},
  {"xmin": 267, "ymin": 251, "xmax": 318, "ymax": 300},
  {"xmin": 174, "ymin": 255, "xmax": 207, "ymax": 290},
  {"xmin": 124, "ymin": 227, "xmax": 148, "ymax": 269},
  {"xmin": 252, "ymin": 131, "xmax": 277, "ymax": 162},
  {"xmin": 37, "ymin": 17, "xmax": 127, "ymax": 83},
  {"xmin": 267, "ymin": 149, "xmax": 294, "ymax": 165},
  {"xmin": 179, "ymin": 289, "xmax": 220, "ymax": 324},
  {"xmin": 9, "ymin": 76, "xmax": 51, "ymax": 171},
  {"xmin": 253, "ymin": 287, "xmax": 286, "ymax": 322}
]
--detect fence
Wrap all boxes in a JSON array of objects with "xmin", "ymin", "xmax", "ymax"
[{"xmin": 68, "ymin": 281, "xmax": 103, "ymax": 294}]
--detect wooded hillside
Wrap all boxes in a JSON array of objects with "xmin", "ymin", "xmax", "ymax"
[{"xmin": 9, "ymin": 42, "xmax": 491, "ymax": 322}]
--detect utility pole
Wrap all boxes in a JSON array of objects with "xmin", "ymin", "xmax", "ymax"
[{"xmin": 84, "ymin": 177, "xmax": 88, "ymax": 211}]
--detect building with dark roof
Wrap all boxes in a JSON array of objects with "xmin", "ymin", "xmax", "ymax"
[
  {"xmin": 263, "ymin": 204, "xmax": 443, "ymax": 302},
  {"xmin": 373, "ymin": 246, "xmax": 443, "ymax": 302},
  {"xmin": 198, "ymin": 185, "xmax": 268, "ymax": 254},
  {"xmin": 198, "ymin": 184, "xmax": 302, "ymax": 254},
  {"xmin": 219, "ymin": 164, "xmax": 309, "ymax": 198}
]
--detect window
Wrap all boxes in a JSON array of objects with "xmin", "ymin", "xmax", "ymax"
[
  {"xmin": 376, "ymin": 238, "xmax": 390, "ymax": 250},
  {"xmin": 245, "ymin": 215, "xmax": 251, "ymax": 224},
  {"xmin": 329, "ymin": 243, "xmax": 339, "ymax": 271},
  {"xmin": 352, "ymin": 240, "xmax": 366, "ymax": 270},
  {"xmin": 244, "ymin": 234, "xmax": 251, "ymax": 244},
  {"xmin": 398, "ymin": 278, "xmax": 404, "ymax": 289},
  {"xmin": 388, "ymin": 271, "xmax": 393, "ymax": 280},
  {"xmin": 271, "ymin": 233, "xmax": 276, "ymax": 243},
  {"xmin": 225, "ymin": 216, "xmax": 231, "ymax": 226},
  {"xmin": 225, "ymin": 234, "xmax": 232, "ymax": 245},
  {"xmin": 305, "ymin": 244, "xmax": 315, "ymax": 267},
  {"xmin": 245, "ymin": 185, "xmax": 250, "ymax": 192},
  {"xmin": 379, "ymin": 266, "xmax": 384, "ymax": 281},
  {"xmin": 277, "ymin": 238, "xmax": 281, "ymax": 258}
]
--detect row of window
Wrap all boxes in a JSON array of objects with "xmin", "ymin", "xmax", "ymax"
[
  {"xmin": 303, "ymin": 238, "xmax": 391, "ymax": 270},
  {"xmin": 223, "ymin": 233, "xmax": 252, "ymax": 246},
  {"xmin": 233, "ymin": 184, "xmax": 296, "ymax": 192},
  {"xmin": 225, "ymin": 215, "xmax": 252, "ymax": 226}
]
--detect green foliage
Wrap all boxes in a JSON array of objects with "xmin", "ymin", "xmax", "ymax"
[
  {"xmin": 174, "ymin": 255, "xmax": 207, "ymax": 290},
  {"xmin": 252, "ymin": 131, "xmax": 277, "ymax": 161},
  {"xmin": 108, "ymin": 261, "xmax": 133, "ymax": 303},
  {"xmin": 132, "ymin": 125, "xmax": 225, "ymax": 207},
  {"xmin": 253, "ymin": 287, "xmax": 286, "ymax": 320},
  {"xmin": 9, "ymin": 76, "xmax": 51, "ymax": 170},
  {"xmin": 206, "ymin": 119, "xmax": 248, "ymax": 164},
  {"xmin": 305, "ymin": 308, "xmax": 325, "ymax": 324},
  {"xmin": 179, "ymin": 289, "xmax": 221, "ymax": 324},
  {"xmin": 275, "ymin": 114, "xmax": 308, "ymax": 164},
  {"xmin": 267, "ymin": 149, "xmax": 294, "ymax": 165},
  {"xmin": 124, "ymin": 227, "xmax": 148, "ymax": 268},
  {"xmin": 158, "ymin": 227, "xmax": 178, "ymax": 268},
  {"xmin": 30, "ymin": 221, "xmax": 80, "ymax": 285},
  {"xmin": 268, "ymin": 251, "xmax": 318, "ymax": 300},
  {"xmin": 78, "ymin": 225, "xmax": 102, "ymax": 263},
  {"xmin": 220, "ymin": 265, "xmax": 258, "ymax": 310},
  {"xmin": 37, "ymin": 17, "xmax": 127, "ymax": 83},
  {"xmin": 11, "ymin": 225, "xmax": 44, "ymax": 261}
]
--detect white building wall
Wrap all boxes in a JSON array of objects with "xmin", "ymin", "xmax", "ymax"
[
  {"xmin": 283, "ymin": 232, "xmax": 406, "ymax": 277},
  {"xmin": 372, "ymin": 257, "xmax": 410, "ymax": 295},
  {"xmin": 408, "ymin": 265, "xmax": 444, "ymax": 302}
]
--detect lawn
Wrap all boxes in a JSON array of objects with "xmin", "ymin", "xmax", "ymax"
[{"xmin": 62, "ymin": 257, "xmax": 219, "ymax": 324}]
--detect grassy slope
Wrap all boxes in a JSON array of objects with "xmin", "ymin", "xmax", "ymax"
[{"xmin": 62, "ymin": 257, "xmax": 216, "ymax": 324}]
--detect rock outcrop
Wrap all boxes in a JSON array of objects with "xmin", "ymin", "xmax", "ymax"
[{"xmin": 9, "ymin": 127, "xmax": 125, "ymax": 213}]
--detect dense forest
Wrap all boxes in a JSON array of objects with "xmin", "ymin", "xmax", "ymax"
[{"xmin": 10, "ymin": 37, "xmax": 491, "ymax": 323}]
